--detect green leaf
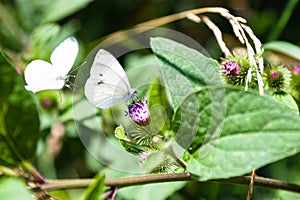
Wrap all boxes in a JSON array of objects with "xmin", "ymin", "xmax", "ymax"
[
  {"xmin": 263, "ymin": 41, "xmax": 300, "ymax": 61},
  {"xmin": 30, "ymin": 22, "xmax": 79, "ymax": 60},
  {"xmin": 118, "ymin": 182, "xmax": 186, "ymax": 200},
  {"xmin": 114, "ymin": 126, "xmax": 128, "ymax": 141},
  {"xmin": 119, "ymin": 140, "xmax": 148, "ymax": 155},
  {"xmin": 150, "ymin": 37, "xmax": 222, "ymax": 110},
  {"xmin": 30, "ymin": 23, "xmax": 61, "ymax": 59},
  {"xmin": 15, "ymin": 0, "xmax": 46, "ymax": 30},
  {"xmin": 0, "ymin": 177, "xmax": 33, "ymax": 200},
  {"xmin": 0, "ymin": 50, "xmax": 39, "ymax": 167},
  {"xmin": 83, "ymin": 173, "xmax": 105, "ymax": 200},
  {"xmin": 179, "ymin": 86, "xmax": 300, "ymax": 181},
  {"xmin": 277, "ymin": 191, "xmax": 300, "ymax": 200},
  {"xmin": 42, "ymin": 0, "xmax": 93, "ymax": 23},
  {"xmin": 272, "ymin": 93, "xmax": 299, "ymax": 114},
  {"xmin": 115, "ymin": 126, "xmax": 148, "ymax": 155},
  {"xmin": 147, "ymin": 76, "xmax": 173, "ymax": 134}
]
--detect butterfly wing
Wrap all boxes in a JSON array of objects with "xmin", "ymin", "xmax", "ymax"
[
  {"xmin": 50, "ymin": 36, "xmax": 79, "ymax": 76},
  {"xmin": 85, "ymin": 76, "xmax": 133, "ymax": 109},
  {"xmin": 24, "ymin": 60, "xmax": 65, "ymax": 93},
  {"xmin": 84, "ymin": 49, "xmax": 134, "ymax": 109}
]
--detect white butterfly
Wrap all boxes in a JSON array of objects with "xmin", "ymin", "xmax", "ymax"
[
  {"xmin": 84, "ymin": 49, "xmax": 137, "ymax": 109},
  {"xmin": 24, "ymin": 36, "xmax": 79, "ymax": 93}
]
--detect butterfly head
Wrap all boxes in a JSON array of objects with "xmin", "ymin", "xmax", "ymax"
[{"xmin": 130, "ymin": 88, "xmax": 138, "ymax": 98}]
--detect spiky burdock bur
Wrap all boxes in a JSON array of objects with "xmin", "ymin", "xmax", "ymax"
[
  {"xmin": 291, "ymin": 67, "xmax": 300, "ymax": 103},
  {"xmin": 125, "ymin": 99, "xmax": 165, "ymax": 150},
  {"xmin": 264, "ymin": 65, "xmax": 291, "ymax": 94},
  {"xmin": 122, "ymin": 98, "xmax": 183, "ymax": 173},
  {"xmin": 221, "ymin": 52, "xmax": 258, "ymax": 88},
  {"xmin": 291, "ymin": 67, "xmax": 300, "ymax": 93},
  {"xmin": 139, "ymin": 150, "xmax": 180, "ymax": 174}
]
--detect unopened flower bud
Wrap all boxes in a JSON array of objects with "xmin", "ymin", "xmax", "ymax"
[{"xmin": 128, "ymin": 99, "xmax": 150, "ymax": 125}]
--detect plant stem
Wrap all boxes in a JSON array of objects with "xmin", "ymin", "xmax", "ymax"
[
  {"xmin": 267, "ymin": 0, "xmax": 299, "ymax": 41},
  {"xmin": 36, "ymin": 172, "xmax": 300, "ymax": 193},
  {"xmin": 23, "ymin": 161, "xmax": 45, "ymax": 183}
]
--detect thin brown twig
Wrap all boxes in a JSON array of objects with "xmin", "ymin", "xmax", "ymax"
[
  {"xmin": 34, "ymin": 172, "xmax": 300, "ymax": 194},
  {"xmin": 93, "ymin": 7, "xmax": 229, "ymax": 47},
  {"xmin": 246, "ymin": 169, "xmax": 256, "ymax": 200}
]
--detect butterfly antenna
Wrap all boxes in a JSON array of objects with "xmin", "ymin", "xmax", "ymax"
[{"xmin": 69, "ymin": 61, "xmax": 87, "ymax": 74}]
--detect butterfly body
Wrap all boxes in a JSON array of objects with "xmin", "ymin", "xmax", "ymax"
[{"xmin": 84, "ymin": 49, "xmax": 137, "ymax": 109}]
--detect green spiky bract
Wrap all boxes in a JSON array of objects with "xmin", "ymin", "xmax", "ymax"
[
  {"xmin": 264, "ymin": 65, "xmax": 291, "ymax": 94},
  {"xmin": 221, "ymin": 53, "xmax": 258, "ymax": 88}
]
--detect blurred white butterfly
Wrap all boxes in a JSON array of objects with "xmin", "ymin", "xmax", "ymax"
[
  {"xmin": 84, "ymin": 49, "xmax": 137, "ymax": 109},
  {"xmin": 24, "ymin": 36, "xmax": 79, "ymax": 93}
]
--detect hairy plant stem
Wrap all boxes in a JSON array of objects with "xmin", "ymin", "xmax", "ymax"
[{"xmin": 35, "ymin": 172, "xmax": 300, "ymax": 193}]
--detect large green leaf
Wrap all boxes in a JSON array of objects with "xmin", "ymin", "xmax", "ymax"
[
  {"xmin": 0, "ymin": 50, "xmax": 39, "ymax": 167},
  {"xmin": 263, "ymin": 41, "xmax": 300, "ymax": 61},
  {"xmin": 0, "ymin": 177, "xmax": 33, "ymax": 200},
  {"xmin": 178, "ymin": 86, "xmax": 300, "ymax": 181},
  {"xmin": 150, "ymin": 37, "xmax": 222, "ymax": 110},
  {"xmin": 147, "ymin": 76, "xmax": 173, "ymax": 134}
]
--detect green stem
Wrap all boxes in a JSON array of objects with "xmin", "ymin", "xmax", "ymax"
[
  {"xmin": 36, "ymin": 173, "xmax": 300, "ymax": 193},
  {"xmin": 267, "ymin": 0, "xmax": 299, "ymax": 41},
  {"xmin": 22, "ymin": 161, "xmax": 45, "ymax": 183}
]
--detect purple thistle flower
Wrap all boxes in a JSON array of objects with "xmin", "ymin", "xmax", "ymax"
[
  {"xmin": 293, "ymin": 67, "xmax": 300, "ymax": 75},
  {"xmin": 270, "ymin": 71, "xmax": 279, "ymax": 79},
  {"xmin": 221, "ymin": 61, "xmax": 240, "ymax": 78},
  {"xmin": 128, "ymin": 99, "xmax": 150, "ymax": 125},
  {"xmin": 266, "ymin": 66, "xmax": 291, "ymax": 92}
]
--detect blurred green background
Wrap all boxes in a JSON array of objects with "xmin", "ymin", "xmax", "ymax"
[
  {"xmin": 2, "ymin": 0, "xmax": 300, "ymax": 58},
  {"xmin": 1, "ymin": 0, "xmax": 300, "ymax": 199}
]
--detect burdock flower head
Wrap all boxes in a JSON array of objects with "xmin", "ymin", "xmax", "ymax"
[
  {"xmin": 128, "ymin": 99, "xmax": 150, "ymax": 125},
  {"xmin": 293, "ymin": 66, "xmax": 300, "ymax": 75},
  {"xmin": 264, "ymin": 65, "xmax": 291, "ymax": 93},
  {"xmin": 220, "ymin": 51, "xmax": 259, "ymax": 88},
  {"xmin": 221, "ymin": 61, "xmax": 240, "ymax": 78},
  {"xmin": 291, "ymin": 66, "xmax": 300, "ymax": 95}
]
